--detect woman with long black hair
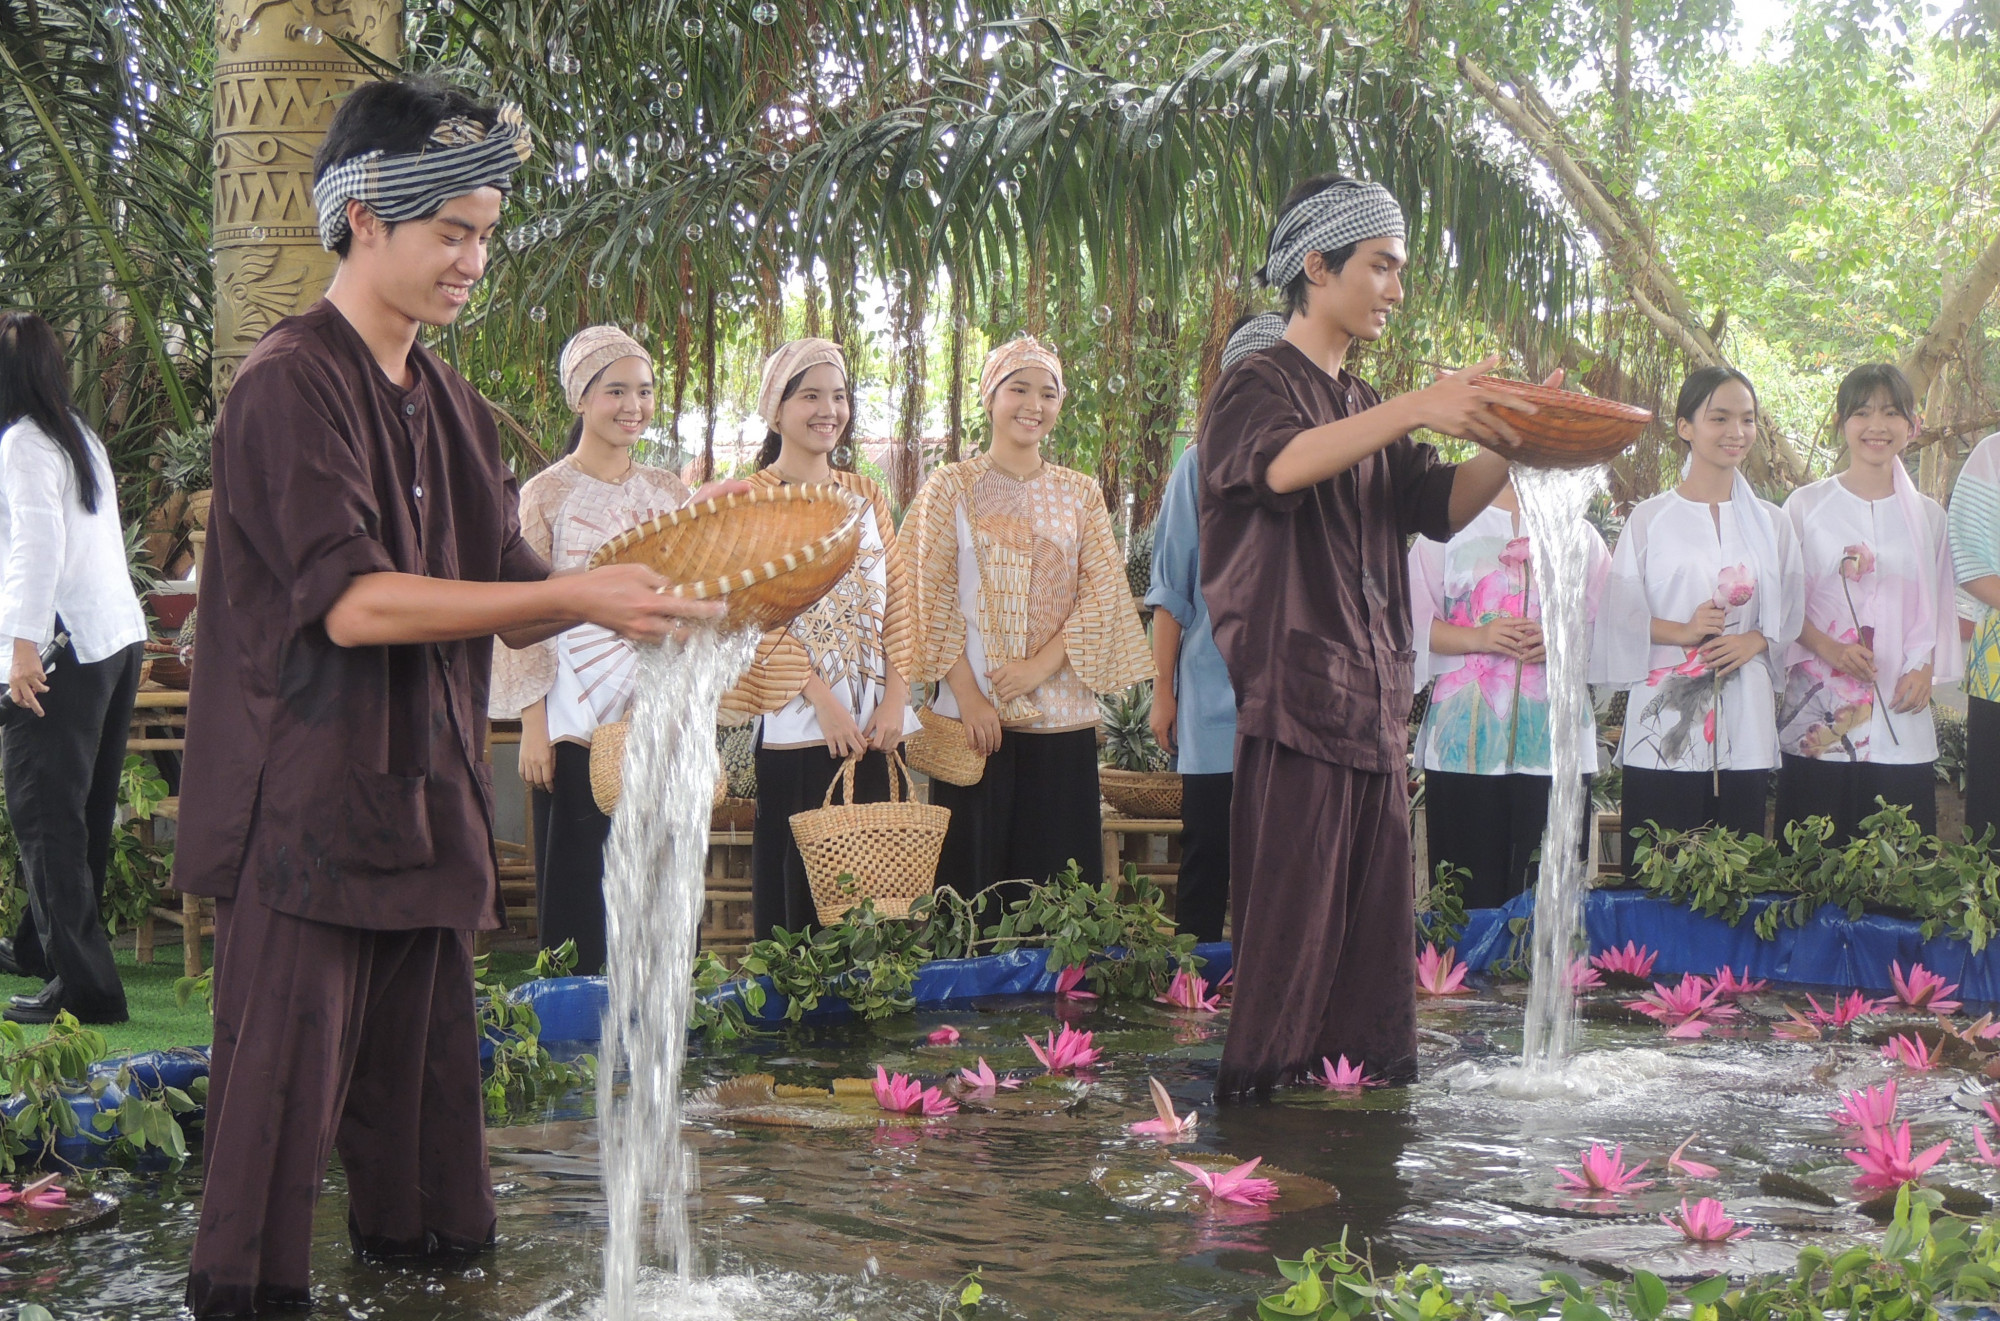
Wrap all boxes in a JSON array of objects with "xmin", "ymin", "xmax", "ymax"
[{"xmin": 0, "ymin": 311, "xmax": 146, "ymax": 1024}]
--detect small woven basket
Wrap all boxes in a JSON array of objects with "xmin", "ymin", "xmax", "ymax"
[
  {"xmin": 1099, "ymin": 767, "xmax": 1183, "ymax": 819},
  {"xmin": 790, "ymin": 751, "xmax": 950, "ymax": 924},
  {"xmin": 903, "ymin": 707, "xmax": 986, "ymax": 787},
  {"xmin": 588, "ymin": 721, "xmax": 726, "ymax": 816},
  {"xmin": 587, "ymin": 482, "xmax": 865, "ymax": 632}
]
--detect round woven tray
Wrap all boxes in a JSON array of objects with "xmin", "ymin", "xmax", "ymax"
[
  {"xmin": 587, "ymin": 482, "xmax": 865, "ymax": 632},
  {"xmin": 903, "ymin": 707, "xmax": 986, "ymax": 787},
  {"xmin": 1099, "ymin": 767, "xmax": 1183, "ymax": 819},
  {"xmin": 790, "ymin": 752, "xmax": 949, "ymax": 924},
  {"xmin": 1471, "ymin": 378, "xmax": 1653, "ymax": 470},
  {"xmin": 588, "ymin": 721, "xmax": 726, "ymax": 816}
]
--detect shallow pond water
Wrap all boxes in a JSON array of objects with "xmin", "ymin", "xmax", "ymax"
[{"xmin": 19, "ymin": 980, "xmax": 1999, "ymax": 1318}]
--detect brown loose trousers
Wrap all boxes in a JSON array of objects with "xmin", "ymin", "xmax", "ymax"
[
  {"xmin": 178, "ymin": 301, "xmax": 549, "ymax": 1315},
  {"xmin": 1197, "ymin": 341, "xmax": 1457, "ymax": 1097}
]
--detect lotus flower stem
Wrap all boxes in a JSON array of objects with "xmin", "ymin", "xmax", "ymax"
[{"xmin": 1840, "ymin": 564, "xmax": 1898, "ymax": 746}]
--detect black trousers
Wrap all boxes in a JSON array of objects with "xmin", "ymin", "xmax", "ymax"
[
  {"xmin": 1, "ymin": 637, "xmax": 140, "ymax": 1018},
  {"xmin": 1775, "ymin": 752, "xmax": 1937, "ymax": 846},
  {"xmin": 1619, "ymin": 765, "xmax": 1769, "ymax": 881},
  {"xmin": 529, "ymin": 741, "xmax": 612, "ymax": 976},
  {"xmin": 1177, "ymin": 771, "xmax": 1231, "ymax": 942},
  {"xmin": 751, "ymin": 741, "xmax": 892, "ymax": 939},
  {"xmin": 930, "ymin": 726, "xmax": 1102, "ymax": 908},
  {"xmin": 1424, "ymin": 771, "xmax": 1591, "ymax": 909},
  {"xmin": 1969, "ymin": 696, "xmax": 2000, "ymax": 855}
]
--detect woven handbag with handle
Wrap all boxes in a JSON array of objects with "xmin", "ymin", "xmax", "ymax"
[
  {"xmin": 903, "ymin": 706, "xmax": 986, "ymax": 787},
  {"xmin": 587, "ymin": 720, "xmax": 726, "ymax": 816},
  {"xmin": 789, "ymin": 751, "xmax": 950, "ymax": 924}
]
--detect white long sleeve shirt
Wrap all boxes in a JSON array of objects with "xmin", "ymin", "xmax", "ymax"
[{"xmin": 0, "ymin": 416, "xmax": 145, "ymax": 662}]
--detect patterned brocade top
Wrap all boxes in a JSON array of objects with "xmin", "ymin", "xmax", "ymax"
[
  {"xmin": 1951, "ymin": 432, "xmax": 2000, "ymax": 703},
  {"xmin": 906, "ymin": 452, "xmax": 1153, "ymax": 731},
  {"xmin": 718, "ymin": 467, "xmax": 918, "ymax": 747},
  {"xmin": 487, "ymin": 455, "xmax": 691, "ymax": 743}
]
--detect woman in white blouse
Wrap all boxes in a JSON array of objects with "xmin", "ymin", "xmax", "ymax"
[
  {"xmin": 0, "ymin": 312, "xmax": 147, "ymax": 1024},
  {"xmin": 1595, "ymin": 366, "xmax": 1803, "ymax": 878}
]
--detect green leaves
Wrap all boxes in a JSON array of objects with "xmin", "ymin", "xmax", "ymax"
[{"xmin": 473, "ymin": 950, "xmax": 596, "ymax": 1122}]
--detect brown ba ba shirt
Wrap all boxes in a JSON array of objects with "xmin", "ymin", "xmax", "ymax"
[
  {"xmin": 1198, "ymin": 340, "xmax": 1457, "ymax": 774},
  {"xmin": 177, "ymin": 301, "xmax": 549, "ymax": 931}
]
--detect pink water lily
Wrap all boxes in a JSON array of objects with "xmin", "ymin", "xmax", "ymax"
[
  {"xmin": 1308, "ymin": 1055, "xmax": 1382, "ymax": 1091},
  {"xmin": 1975, "ymin": 1127, "xmax": 2000, "ymax": 1169},
  {"xmin": 1025, "ymin": 1024, "xmax": 1101, "ymax": 1073},
  {"xmin": 1568, "ymin": 956, "xmax": 1604, "ymax": 991},
  {"xmin": 926, "ymin": 1025, "xmax": 961, "ymax": 1045},
  {"xmin": 1841, "ymin": 543, "xmax": 1877, "ymax": 581},
  {"xmin": 1416, "ymin": 945, "xmax": 1471, "ymax": 997},
  {"xmin": 1625, "ymin": 975, "xmax": 1739, "ymax": 1036},
  {"xmin": 1805, "ymin": 991, "xmax": 1888, "ymax": 1029},
  {"xmin": 1053, "ymin": 965, "xmax": 1098, "ymax": 1001},
  {"xmin": 872, "ymin": 1065, "xmax": 959, "ymax": 1117},
  {"xmin": 1590, "ymin": 942, "xmax": 1658, "ymax": 980},
  {"xmin": 1881, "ymin": 1033, "xmax": 1944, "ymax": 1071},
  {"xmin": 1831, "ymin": 1080, "xmax": 1899, "ymax": 1130},
  {"xmin": 0, "ymin": 1174, "xmax": 65, "ymax": 1210},
  {"xmin": 1557, "ymin": 1143, "xmax": 1655, "ymax": 1195},
  {"xmin": 1984, "ymin": 1098, "xmax": 2000, "ymax": 1131},
  {"xmin": 1714, "ymin": 564, "xmax": 1756, "ymax": 609},
  {"xmin": 1171, "ymin": 1157, "xmax": 1280, "ymax": 1207},
  {"xmin": 1663, "ymin": 1197, "xmax": 1750, "ymax": 1243},
  {"xmin": 956, "ymin": 1057, "xmax": 1021, "ymax": 1092},
  {"xmin": 1847, "ymin": 1121, "xmax": 1949, "ymax": 1190},
  {"xmin": 1129, "ymin": 1076, "xmax": 1199, "ymax": 1140},
  {"xmin": 1711, "ymin": 966, "xmax": 1768, "ymax": 998},
  {"xmin": 1155, "ymin": 968, "xmax": 1221, "ymax": 1013},
  {"xmin": 1773, "ymin": 1006, "xmax": 1825, "ymax": 1042},
  {"xmin": 1889, "ymin": 962, "xmax": 1963, "ymax": 1015},
  {"xmin": 1669, "ymin": 1134, "xmax": 1720, "ymax": 1179}
]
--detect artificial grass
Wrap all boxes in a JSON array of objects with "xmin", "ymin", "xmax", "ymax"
[{"xmin": 1, "ymin": 939, "xmax": 550, "ymax": 1061}]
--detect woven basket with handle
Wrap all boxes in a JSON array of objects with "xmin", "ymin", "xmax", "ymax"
[
  {"xmin": 903, "ymin": 706, "xmax": 986, "ymax": 787},
  {"xmin": 588, "ymin": 720, "xmax": 726, "ymax": 816},
  {"xmin": 1099, "ymin": 767, "xmax": 1183, "ymax": 819},
  {"xmin": 790, "ymin": 751, "xmax": 950, "ymax": 924}
]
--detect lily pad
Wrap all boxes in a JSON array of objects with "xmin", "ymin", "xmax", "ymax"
[
  {"xmin": 1539, "ymin": 1222, "xmax": 1826, "ymax": 1282},
  {"xmin": 0, "ymin": 1191, "xmax": 117, "ymax": 1242},
  {"xmin": 1856, "ymin": 1182, "xmax": 1992, "ymax": 1220},
  {"xmin": 1471, "ymin": 1176, "xmax": 1707, "ymax": 1221},
  {"xmin": 1756, "ymin": 1170, "xmax": 1838, "ymax": 1207},
  {"xmin": 1090, "ymin": 1151, "xmax": 1338, "ymax": 1215}
]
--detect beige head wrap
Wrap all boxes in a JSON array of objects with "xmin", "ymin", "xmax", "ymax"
[
  {"xmin": 758, "ymin": 338, "xmax": 848, "ymax": 428},
  {"xmin": 559, "ymin": 325, "xmax": 651, "ymax": 412},
  {"xmin": 978, "ymin": 336, "xmax": 1065, "ymax": 404}
]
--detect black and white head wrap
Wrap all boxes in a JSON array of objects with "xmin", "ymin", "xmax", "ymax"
[
  {"xmin": 1257, "ymin": 180, "xmax": 1406, "ymax": 290},
  {"xmin": 313, "ymin": 102, "xmax": 534, "ymax": 251},
  {"xmin": 1220, "ymin": 313, "xmax": 1286, "ymax": 371}
]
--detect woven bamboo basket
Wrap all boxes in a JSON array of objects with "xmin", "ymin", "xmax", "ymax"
[
  {"xmin": 588, "ymin": 721, "xmax": 726, "ymax": 816},
  {"xmin": 1099, "ymin": 767, "xmax": 1183, "ymax": 819},
  {"xmin": 1471, "ymin": 378, "xmax": 1654, "ymax": 469},
  {"xmin": 903, "ymin": 707, "xmax": 986, "ymax": 786},
  {"xmin": 587, "ymin": 483, "xmax": 865, "ymax": 632},
  {"xmin": 790, "ymin": 751, "xmax": 950, "ymax": 924}
]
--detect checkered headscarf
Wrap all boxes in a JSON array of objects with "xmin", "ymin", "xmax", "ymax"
[
  {"xmin": 314, "ymin": 102, "xmax": 533, "ymax": 251},
  {"xmin": 1258, "ymin": 180, "xmax": 1405, "ymax": 290}
]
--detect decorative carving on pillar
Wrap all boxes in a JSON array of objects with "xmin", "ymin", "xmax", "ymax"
[{"xmin": 212, "ymin": 0, "xmax": 401, "ymax": 398}]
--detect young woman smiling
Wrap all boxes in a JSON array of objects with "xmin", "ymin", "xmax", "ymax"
[
  {"xmin": 906, "ymin": 336, "xmax": 1153, "ymax": 901},
  {"xmin": 1774, "ymin": 363, "xmax": 1960, "ymax": 843},
  {"xmin": 719, "ymin": 337, "xmax": 918, "ymax": 938},
  {"xmin": 488, "ymin": 325, "xmax": 694, "ymax": 974},
  {"xmin": 1596, "ymin": 366, "xmax": 1803, "ymax": 877}
]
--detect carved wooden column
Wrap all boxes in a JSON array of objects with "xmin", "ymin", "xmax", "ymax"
[{"xmin": 213, "ymin": 0, "xmax": 401, "ymax": 398}]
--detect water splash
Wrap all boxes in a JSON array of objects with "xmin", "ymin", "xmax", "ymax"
[
  {"xmin": 1510, "ymin": 464, "xmax": 1607, "ymax": 1075},
  {"xmin": 598, "ymin": 627, "xmax": 758, "ymax": 1315}
]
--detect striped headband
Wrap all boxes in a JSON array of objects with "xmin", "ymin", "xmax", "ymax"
[
  {"xmin": 1258, "ymin": 180, "xmax": 1405, "ymax": 290},
  {"xmin": 559, "ymin": 325, "xmax": 651, "ymax": 412},
  {"xmin": 314, "ymin": 102, "xmax": 534, "ymax": 251},
  {"xmin": 978, "ymin": 336, "xmax": 1065, "ymax": 403},
  {"xmin": 758, "ymin": 338, "xmax": 848, "ymax": 428},
  {"xmin": 1221, "ymin": 313, "xmax": 1287, "ymax": 371}
]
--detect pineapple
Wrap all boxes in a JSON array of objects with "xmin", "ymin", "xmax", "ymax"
[{"xmin": 1098, "ymin": 684, "xmax": 1170, "ymax": 772}]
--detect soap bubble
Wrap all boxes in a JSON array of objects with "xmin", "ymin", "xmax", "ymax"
[
  {"xmin": 902, "ymin": 169, "xmax": 923, "ymax": 189},
  {"xmin": 487, "ymin": 369, "xmax": 501, "ymax": 382},
  {"xmin": 543, "ymin": 217, "xmax": 563, "ymax": 238},
  {"xmin": 665, "ymin": 80, "xmax": 684, "ymax": 99},
  {"xmin": 1221, "ymin": 101, "xmax": 1240, "ymax": 119},
  {"xmin": 1011, "ymin": 162, "xmax": 1027, "ymax": 179},
  {"xmin": 647, "ymin": 99, "xmax": 663, "ymax": 115},
  {"xmin": 247, "ymin": 226, "xmax": 265, "ymax": 243},
  {"xmin": 1138, "ymin": 295, "xmax": 1155, "ymax": 313},
  {"xmin": 643, "ymin": 130, "xmax": 664, "ymax": 151},
  {"xmin": 300, "ymin": 24, "xmax": 323, "ymax": 44},
  {"xmin": 1107, "ymin": 373, "xmax": 1127, "ymax": 393},
  {"xmin": 996, "ymin": 179, "xmax": 1019, "ymax": 199},
  {"xmin": 874, "ymin": 162, "xmax": 891, "ymax": 180},
  {"xmin": 667, "ymin": 136, "xmax": 686, "ymax": 161},
  {"xmin": 588, "ymin": 271, "xmax": 607, "ymax": 289},
  {"xmin": 528, "ymin": 306, "xmax": 548, "ymax": 323},
  {"xmin": 1145, "ymin": 132, "xmax": 1163, "ymax": 149},
  {"xmin": 751, "ymin": 2, "xmax": 778, "ymax": 25},
  {"xmin": 685, "ymin": 222, "xmax": 703, "ymax": 241},
  {"xmin": 1091, "ymin": 305, "xmax": 1112, "ymax": 326},
  {"xmin": 682, "ymin": 17, "xmax": 703, "ymax": 37},
  {"xmin": 768, "ymin": 150, "xmax": 791, "ymax": 172}
]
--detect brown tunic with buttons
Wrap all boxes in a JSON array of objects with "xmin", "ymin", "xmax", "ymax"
[
  {"xmin": 178, "ymin": 300, "xmax": 549, "ymax": 1315},
  {"xmin": 1198, "ymin": 339, "xmax": 1457, "ymax": 1097}
]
